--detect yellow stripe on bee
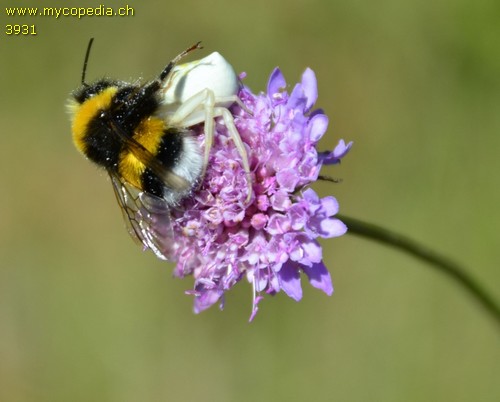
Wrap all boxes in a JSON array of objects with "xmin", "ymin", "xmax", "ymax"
[
  {"xmin": 70, "ymin": 87, "xmax": 118, "ymax": 153},
  {"xmin": 118, "ymin": 117, "xmax": 166, "ymax": 188}
]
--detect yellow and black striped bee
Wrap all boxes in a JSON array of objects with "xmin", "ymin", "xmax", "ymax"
[{"xmin": 68, "ymin": 39, "xmax": 251, "ymax": 259}]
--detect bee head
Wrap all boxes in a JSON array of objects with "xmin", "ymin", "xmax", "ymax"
[
  {"xmin": 72, "ymin": 79, "xmax": 119, "ymax": 103},
  {"xmin": 68, "ymin": 39, "xmax": 123, "ymax": 168}
]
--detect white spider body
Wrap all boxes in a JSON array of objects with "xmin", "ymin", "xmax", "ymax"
[{"xmin": 159, "ymin": 52, "xmax": 251, "ymax": 199}]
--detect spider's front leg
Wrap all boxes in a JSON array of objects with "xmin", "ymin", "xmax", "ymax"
[
  {"xmin": 160, "ymin": 52, "xmax": 253, "ymax": 202},
  {"xmin": 168, "ymin": 89, "xmax": 251, "ymax": 188}
]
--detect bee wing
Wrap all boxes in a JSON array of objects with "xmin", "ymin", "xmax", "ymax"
[{"xmin": 109, "ymin": 172, "xmax": 177, "ymax": 261}]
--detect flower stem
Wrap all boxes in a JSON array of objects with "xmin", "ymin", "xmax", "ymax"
[{"xmin": 338, "ymin": 214, "xmax": 500, "ymax": 327}]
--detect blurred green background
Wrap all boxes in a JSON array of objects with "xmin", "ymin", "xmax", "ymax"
[{"xmin": 1, "ymin": 0, "xmax": 499, "ymax": 401}]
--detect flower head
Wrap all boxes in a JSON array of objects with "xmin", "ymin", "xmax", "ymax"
[{"xmin": 160, "ymin": 67, "xmax": 351, "ymax": 320}]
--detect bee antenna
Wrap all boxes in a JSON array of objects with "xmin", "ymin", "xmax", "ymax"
[{"xmin": 81, "ymin": 38, "xmax": 95, "ymax": 86}]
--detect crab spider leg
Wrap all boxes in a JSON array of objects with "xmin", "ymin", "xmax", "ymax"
[
  {"xmin": 167, "ymin": 88, "xmax": 252, "ymax": 202},
  {"xmin": 215, "ymin": 106, "xmax": 253, "ymax": 199}
]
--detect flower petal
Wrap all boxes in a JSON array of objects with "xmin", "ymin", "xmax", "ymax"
[
  {"xmin": 267, "ymin": 68, "xmax": 286, "ymax": 98},
  {"xmin": 276, "ymin": 169, "xmax": 300, "ymax": 192},
  {"xmin": 300, "ymin": 237, "xmax": 323, "ymax": 265},
  {"xmin": 288, "ymin": 83, "xmax": 307, "ymax": 111},
  {"xmin": 301, "ymin": 68, "xmax": 318, "ymax": 111},
  {"xmin": 318, "ymin": 139, "xmax": 353, "ymax": 165},
  {"xmin": 321, "ymin": 218, "xmax": 347, "ymax": 238},
  {"xmin": 278, "ymin": 261, "xmax": 303, "ymax": 301},
  {"xmin": 303, "ymin": 261, "xmax": 333, "ymax": 295},
  {"xmin": 307, "ymin": 113, "xmax": 329, "ymax": 142},
  {"xmin": 192, "ymin": 288, "xmax": 224, "ymax": 313},
  {"xmin": 320, "ymin": 196, "xmax": 339, "ymax": 216}
]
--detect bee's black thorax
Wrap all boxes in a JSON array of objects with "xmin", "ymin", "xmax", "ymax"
[{"xmin": 111, "ymin": 83, "xmax": 160, "ymax": 133}]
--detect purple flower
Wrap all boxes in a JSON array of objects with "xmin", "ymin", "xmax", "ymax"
[
  {"xmin": 159, "ymin": 67, "xmax": 351, "ymax": 320},
  {"xmin": 318, "ymin": 139, "xmax": 353, "ymax": 165}
]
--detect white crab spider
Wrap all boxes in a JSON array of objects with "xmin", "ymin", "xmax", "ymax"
[{"xmin": 159, "ymin": 50, "xmax": 252, "ymax": 201}]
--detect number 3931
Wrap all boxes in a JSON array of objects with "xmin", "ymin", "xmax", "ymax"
[{"xmin": 6, "ymin": 24, "xmax": 37, "ymax": 35}]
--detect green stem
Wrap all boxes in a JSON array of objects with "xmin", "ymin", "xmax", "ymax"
[{"xmin": 337, "ymin": 214, "xmax": 500, "ymax": 327}]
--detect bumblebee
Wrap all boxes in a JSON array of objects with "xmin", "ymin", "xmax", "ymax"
[{"xmin": 68, "ymin": 39, "xmax": 251, "ymax": 259}]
